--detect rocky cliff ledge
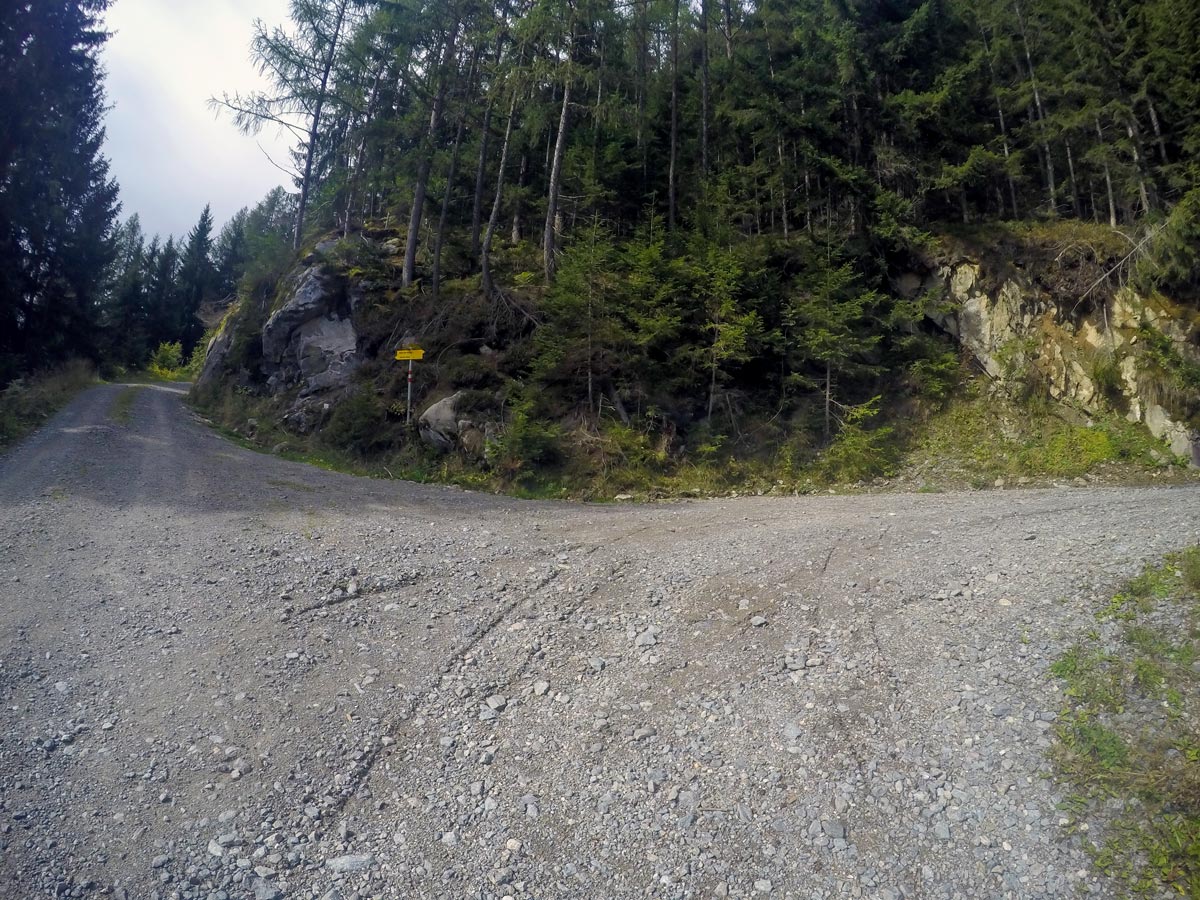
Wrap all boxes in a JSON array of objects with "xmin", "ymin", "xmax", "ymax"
[{"xmin": 900, "ymin": 247, "xmax": 1199, "ymax": 465}]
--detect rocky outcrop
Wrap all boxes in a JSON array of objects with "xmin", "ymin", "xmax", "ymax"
[
  {"xmin": 910, "ymin": 261, "xmax": 1200, "ymax": 465},
  {"xmin": 194, "ymin": 313, "xmax": 237, "ymax": 394},
  {"xmin": 261, "ymin": 267, "xmax": 361, "ymax": 398}
]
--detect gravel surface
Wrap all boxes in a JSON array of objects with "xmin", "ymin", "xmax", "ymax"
[{"xmin": 2, "ymin": 383, "xmax": 1198, "ymax": 900}]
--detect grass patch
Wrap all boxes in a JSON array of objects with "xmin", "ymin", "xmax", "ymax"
[
  {"xmin": 903, "ymin": 380, "xmax": 1178, "ymax": 483},
  {"xmin": 1049, "ymin": 546, "xmax": 1200, "ymax": 897},
  {"xmin": 0, "ymin": 360, "xmax": 97, "ymax": 448},
  {"xmin": 109, "ymin": 387, "xmax": 144, "ymax": 424}
]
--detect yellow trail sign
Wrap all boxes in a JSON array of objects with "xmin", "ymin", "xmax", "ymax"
[{"xmin": 395, "ymin": 348, "xmax": 425, "ymax": 361}]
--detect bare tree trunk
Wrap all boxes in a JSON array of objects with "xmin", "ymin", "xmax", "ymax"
[
  {"xmin": 344, "ymin": 60, "xmax": 387, "ymax": 234},
  {"xmin": 707, "ymin": 337, "xmax": 719, "ymax": 420},
  {"xmin": 511, "ymin": 153, "xmax": 528, "ymax": 244},
  {"xmin": 777, "ymin": 137, "xmax": 788, "ymax": 237},
  {"xmin": 1014, "ymin": 0, "xmax": 1055, "ymax": 212},
  {"xmin": 668, "ymin": 0, "xmax": 680, "ymax": 230},
  {"xmin": 543, "ymin": 69, "xmax": 571, "ymax": 281},
  {"xmin": 700, "ymin": 0, "xmax": 709, "ymax": 177},
  {"xmin": 1093, "ymin": 117, "xmax": 1117, "ymax": 227},
  {"xmin": 720, "ymin": 0, "xmax": 734, "ymax": 59},
  {"xmin": 481, "ymin": 87, "xmax": 519, "ymax": 300},
  {"xmin": 469, "ymin": 92, "xmax": 495, "ymax": 258},
  {"xmin": 403, "ymin": 24, "xmax": 459, "ymax": 288},
  {"xmin": 432, "ymin": 57, "xmax": 475, "ymax": 303},
  {"xmin": 1145, "ymin": 97, "xmax": 1169, "ymax": 163},
  {"xmin": 1126, "ymin": 118, "xmax": 1153, "ymax": 213},
  {"xmin": 1065, "ymin": 139, "xmax": 1081, "ymax": 216},
  {"xmin": 294, "ymin": 0, "xmax": 350, "ymax": 250},
  {"xmin": 823, "ymin": 361, "xmax": 831, "ymax": 441},
  {"xmin": 981, "ymin": 28, "xmax": 1019, "ymax": 218}
]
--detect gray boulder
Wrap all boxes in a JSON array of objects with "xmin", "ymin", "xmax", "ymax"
[{"xmin": 418, "ymin": 392, "xmax": 465, "ymax": 452}]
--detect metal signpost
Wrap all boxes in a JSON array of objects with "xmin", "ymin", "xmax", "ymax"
[{"xmin": 394, "ymin": 346, "xmax": 425, "ymax": 425}]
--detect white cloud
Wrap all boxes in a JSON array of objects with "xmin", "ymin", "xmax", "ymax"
[{"xmin": 102, "ymin": 0, "xmax": 297, "ymax": 239}]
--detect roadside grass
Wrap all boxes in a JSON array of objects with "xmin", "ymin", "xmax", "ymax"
[
  {"xmin": 109, "ymin": 387, "xmax": 145, "ymax": 424},
  {"xmin": 0, "ymin": 360, "xmax": 97, "ymax": 449},
  {"xmin": 902, "ymin": 381, "xmax": 1180, "ymax": 487},
  {"xmin": 1050, "ymin": 546, "xmax": 1200, "ymax": 897}
]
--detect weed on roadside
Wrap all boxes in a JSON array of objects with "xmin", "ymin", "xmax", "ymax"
[
  {"xmin": 0, "ymin": 360, "xmax": 96, "ymax": 448},
  {"xmin": 1049, "ymin": 546, "xmax": 1200, "ymax": 897}
]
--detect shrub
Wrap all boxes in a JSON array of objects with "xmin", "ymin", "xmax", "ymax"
[
  {"xmin": 493, "ymin": 396, "xmax": 563, "ymax": 478},
  {"xmin": 323, "ymin": 390, "xmax": 392, "ymax": 456},
  {"xmin": 815, "ymin": 397, "xmax": 898, "ymax": 482},
  {"xmin": 148, "ymin": 341, "xmax": 186, "ymax": 380}
]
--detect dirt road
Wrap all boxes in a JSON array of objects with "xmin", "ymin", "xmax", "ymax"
[{"xmin": 2, "ymin": 384, "xmax": 1197, "ymax": 900}]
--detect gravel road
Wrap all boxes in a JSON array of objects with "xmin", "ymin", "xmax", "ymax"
[{"xmin": 2, "ymin": 383, "xmax": 1198, "ymax": 900}]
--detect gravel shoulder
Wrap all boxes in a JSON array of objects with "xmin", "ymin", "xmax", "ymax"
[{"xmin": 2, "ymin": 384, "xmax": 1198, "ymax": 900}]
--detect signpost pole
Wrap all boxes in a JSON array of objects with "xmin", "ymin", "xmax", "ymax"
[
  {"xmin": 406, "ymin": 359, "xmax": 414, "ymax": 426},
  {"xmin": 395, "ymin": 346, "xmax": 424, "ymax": 425}
]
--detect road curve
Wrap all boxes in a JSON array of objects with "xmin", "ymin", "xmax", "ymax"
[{"xmin": 1, "ymin": 384, "xmax": 1197, "ymax": 900}]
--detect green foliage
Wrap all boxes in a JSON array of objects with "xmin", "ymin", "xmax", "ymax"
[
  {"xmin": 1050, "ymin": 546, "xmax": 1200, "ymax": 898},
  {"xmin": 909, "ymin": 380, "xmax": 1174, "ymax": 481},
  {"xmin": 322, "ymin": 389, "xmax": 392, "ymax": 457},
  {"xmin": 1136, "ymin": 188, "xmax": 1200, "ymax": 299},
  {"xmin": 0, "ymin": 0, "xmax": 120, "ymax": 382},
  {"xmin": 491, "ymin": 395, "xmax": 564, "ymax": 479},
  {"xmin": 812, "ymin": 397, "xmax": 898, "ymax": 483},
  {"xmin": 149, "ymin": 341, "xmax": 184, "ymax": 374}
]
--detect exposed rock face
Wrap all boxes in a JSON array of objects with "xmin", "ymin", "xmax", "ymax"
[
  {"xmin": 194, "ymin": 316, "xmax": 236, "ymax": 393},
  {"xmin": 261, "ymin": 267, "xmax": 361, "ymax": 398},
  {"xmin": 915, "ymin": 261, "xmax": 1199, "ymax": 465}
]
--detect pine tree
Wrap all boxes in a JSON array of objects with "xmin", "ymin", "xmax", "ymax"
[
  {"xmin": 176, "ymin": 206, "xmax": 216, "ymax": 351},
  {"xmin": 213, "ymin": 0, "xmax": 358, "ymax": 249},
  {"xmin": 0, "ymin": 0, "xmax": 120, "ymax": 381}
]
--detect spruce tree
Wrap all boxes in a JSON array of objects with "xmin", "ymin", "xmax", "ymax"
[
  {"xmin": 0, "ymin": 0, "xmax": 120, "ymax": 382},
  {"xmin": 176, "ymin": 206, "xmax": 216, "ymax": 351}
]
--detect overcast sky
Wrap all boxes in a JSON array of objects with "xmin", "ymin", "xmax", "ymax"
[{"xmin": 102, "ymin": 0, "xmax": 296, "ymax": 240}]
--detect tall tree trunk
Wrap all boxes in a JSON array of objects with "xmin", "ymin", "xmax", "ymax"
[
  {"xmin": 720, "ymin": 0, "xmax": 734, "ymax": 59},
  {"xmin": 1065, "ymin": 139, "xmax": 1081, "ymax": 216},
  {"xmin": 432, "ymin": 54, "xmax": 476, "ymax": 303},
  {"xmin": 777, "ymin": 136, "xmax": 788, "ymax": 237},
  {"xmin": 981, "ymin": 28, "xmax": 1019, "ymax": 218},
  {"xmin": 343, "ymin": 60, "xmax": 386, "ymax": 235},
  {"xmin": 543, "ymin": 74, "xmax": 571, "ymax": 281},
  {"xmin": 294, "ymin": 0, "xmax": 350, "ymax": 250},
  {"xmin": 668, "ymin": 0, "xmax": 680, "ymax": 230},
  {"xmin": 403, "ymin": 24, "xmax": 459, "ymax": 288},
  {"xmin": 823, "ymin": 361, "xmax": 832, "ymax": 441},
  {"xmin": 700, "ymin": 0, "xmax": 709, "ymax": 177},
  {"xmin": 1126, "ymin": 118, "xmax": 1153, "ymax": 213},
  {"xmin": 1094, "ymin": 117, "xmax": 1117, "ymax": 227},
  {"xmin": 1013, "ymin": 0, "xmax": 1055, "ymax": 212},
  {"xmin": 481, "ymin": 87, "xmax": 519, "ymax": 300},
  {"xmin": 511, "ymin": 153, "xmax": 528, "ymax": 244},
  {"xmin": 469, "ymin": 92, "xmax": 495, "ymax": 259},
  {"xmin": 635, "ymin": 0, "xmax": 648, "ymax": 195},
  {"xmin": 1144, "ymin": 97, "xmax": 1169, "ymax": 164}
]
